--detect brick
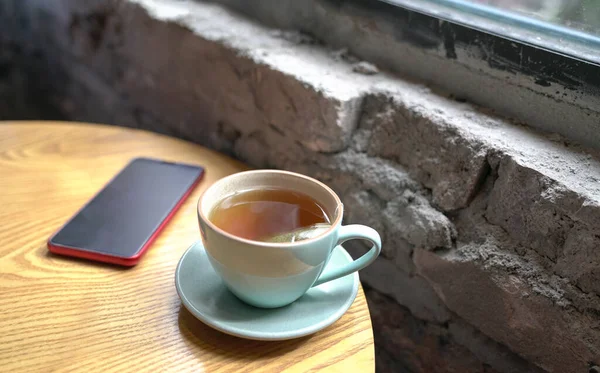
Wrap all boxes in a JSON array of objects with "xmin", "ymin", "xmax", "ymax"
[
  {"xmin": 346, "ymin": 242, "xmax": 450, "ymax": 323},
  {"xmin": 325, "ymin": 151, "xmax": 420, "ymax": 201},
  {"xmin": 366, "ymin": 289, "xmax": 501, "ymax": 373},
  {"xmin": 344, "ymin": 189, "xmax": 412, "ymax": 272},
  {"xmin": 487, "ymin": 157, "xmax": 577, "ymax": 262},
  {"xmin": 343, "ymin": 183, "xmax": 456, "ymax": 269},
  {"xmin": 449, "ymin": 319, "xmax": 547, "ymax": 373},
  {"xmin": 24, "ymin": 0, "xmax": 366, "ymax": 155},
  {"xmin": 360, "ymin": 93, "xmax": 489, "ymax": 211},
  {"xmin": 343, "ymin": 190, "xmax": 387, "ymax": 245},
  {"xmin": 129, "ymin": 0, "xmax": 365, "ymax": 153},
  {"xmin": 383, "ymin": 191, "xmax": 456, "ymax": 251},
  {"xmin": 555, "ymin": 228, "xmax": 600, "ymax": 295},
  {"xmin": 487, "ymin": 157, "xmax": 600, "ymax": 294},
  {"xmin": 414, "ymin": 247, "xmax": 600, "ymax": 372}
]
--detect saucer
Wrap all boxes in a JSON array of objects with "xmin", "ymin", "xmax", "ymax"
[{"xmin": 175, "ymin": 241, "xmax": 359, "ymax": 341}]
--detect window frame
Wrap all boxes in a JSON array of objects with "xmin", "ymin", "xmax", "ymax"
[{"xmin": 379, "ymin": 0, "xmax": 600, "ymax": 66}]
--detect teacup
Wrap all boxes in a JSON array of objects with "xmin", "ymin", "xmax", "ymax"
[{"xmin": 197, "ymin": 170, "xmax": 381, "ymax": 308}]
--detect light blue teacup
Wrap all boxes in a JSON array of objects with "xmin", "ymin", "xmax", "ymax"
[{"xmin": 197, "ymin": 170, "xmax": 381, "ymax": 308}]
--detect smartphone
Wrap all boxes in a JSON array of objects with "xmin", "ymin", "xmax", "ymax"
[{"xmin": 48, "ymin": 157, "xmax": 205, "ymax": 266}]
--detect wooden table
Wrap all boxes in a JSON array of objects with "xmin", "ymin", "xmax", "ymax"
[{"xmin": 0, "ymin": 122, "xmax": 375, "ymax": 372}]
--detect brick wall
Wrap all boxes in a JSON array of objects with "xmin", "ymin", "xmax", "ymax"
[{"xmin": 2, "ymin": 1, "xmax": 599, "ymax": 372}]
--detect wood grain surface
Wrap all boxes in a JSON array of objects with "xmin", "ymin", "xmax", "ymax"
[{"xmin": 0, "ymin": 122, "xmax": 375, "ymax": 373}]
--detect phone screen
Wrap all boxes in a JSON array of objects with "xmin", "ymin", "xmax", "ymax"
[{"xmin": 49, "ymin": 158, "xmax": 204, "ymax": 262}]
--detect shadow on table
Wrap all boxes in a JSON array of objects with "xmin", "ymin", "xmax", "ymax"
[{"xmin": 177, "ymin": 305, "xmax": 313, "ymax": 361}]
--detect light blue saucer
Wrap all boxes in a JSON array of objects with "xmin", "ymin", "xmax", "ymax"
[{"xmin": 175, "ymin": 241, "xmax": 359, "ymax": 341}]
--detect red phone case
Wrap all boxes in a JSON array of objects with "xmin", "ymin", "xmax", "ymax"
[{"xmin": 47, "ymin": 161, "xmax": 204, "ymax": 267}]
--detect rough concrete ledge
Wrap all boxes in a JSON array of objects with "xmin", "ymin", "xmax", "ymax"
[{"xmin": 5, "ymin": 0, "xmax": 600, "ymax": 372}]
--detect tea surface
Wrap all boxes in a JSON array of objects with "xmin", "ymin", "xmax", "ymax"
[{"xmin": 209, "ymin": 188, "xmax": 330, "ymax": 242}]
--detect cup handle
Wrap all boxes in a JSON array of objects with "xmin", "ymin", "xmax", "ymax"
[{"xmin": 311, "ymin": 225, "xmax": 381, "ymax": 287}]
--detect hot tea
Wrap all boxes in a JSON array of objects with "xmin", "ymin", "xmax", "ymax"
[
  {"xmin": 209, "ymin": 188, "xmax": 331, "ymax": 242},
  {"xmin": 197, "ymin": 169, "xmax": 382, "ymax": 308}
]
